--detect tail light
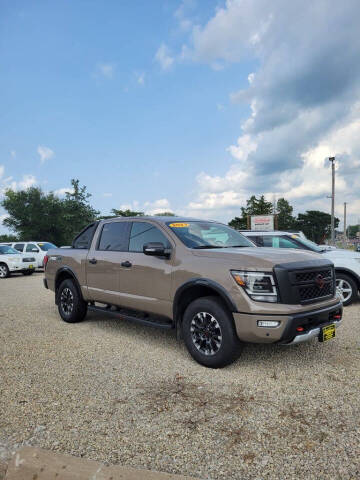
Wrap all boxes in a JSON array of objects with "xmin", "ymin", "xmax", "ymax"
[{"xmin": 43, "ymin": 255, "xmax": 49, "ymax": 270}]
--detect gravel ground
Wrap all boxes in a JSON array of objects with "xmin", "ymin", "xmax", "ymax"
[{"xmin": 0, "ymin": 273, "xmax": 359, "ymax": 479}]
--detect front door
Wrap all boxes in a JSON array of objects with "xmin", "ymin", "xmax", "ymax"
[{"xmin": 116, "ymin": 221, "xmax": 173, "ymax": 317}]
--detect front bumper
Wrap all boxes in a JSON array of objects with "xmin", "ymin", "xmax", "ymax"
[
  {"xmin": 233, "ymin": 301, "xmax": 342, "ymax": 344},
  {"xmin": 283, "ymin": 319, "xmax": 342, "ymax": 345}
]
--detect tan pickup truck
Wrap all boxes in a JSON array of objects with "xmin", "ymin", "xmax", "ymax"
[{"xmin": 44, "ymin": 217, "xmax": 342, "ymax": 368}]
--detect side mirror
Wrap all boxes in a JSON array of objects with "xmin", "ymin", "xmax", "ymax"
[
  {"xmin": 143, "ymin": 242, "xmax": 170, "ymax": 257},
  {"xmin": 31, "ymin": 248, "xmax": 39, "ymax": 252}
]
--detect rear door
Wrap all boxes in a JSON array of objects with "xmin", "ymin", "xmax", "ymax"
[
  {"xmin": 25, "ymin": 243, "xmax": 43, "ymax": 267},
  {"xmin": 86, "ymin": 221, "xmax": 131, "ymax": 304}
]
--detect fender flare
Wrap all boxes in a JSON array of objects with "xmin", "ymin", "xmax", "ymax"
[
  {"xmin": 173, "ymin": 278, "xmax": 238, "ymax": 325},
  {"xmin": 54, "ymin": 266, "xmax": 83, "ymax": 304}
]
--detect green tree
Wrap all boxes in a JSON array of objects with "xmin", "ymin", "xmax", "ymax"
[
  {"xmin": 155, "ymin": 212, "xmax": 176, "ymax": 216},
  {"xmin": 276, "ymin": 198, "xmax": 296, "ymax": 230},
  {"xmin": 0, "ymin": 233, "xmax": 18, "ymax": 242},
  {"xmin": 347, "ymin": 224, "xmax": 360, "ymax": 238},
  {"xmin": 111, "ymin": 208, "xmax": 144, "ymax": 217},
  {"xmin": 1, "ymin": 179, "xmax": 98, "ymax": 245},
  {"xmin": 229, "ymin": 195, "xmax": 273, "ymax": 230},
  {"xmin": 61, "ymin": 179, "xmax": 99, "ymax": 241},
  {"xmin": 295, "ymin": 210, "xmax": 339, "ymax": 243}
]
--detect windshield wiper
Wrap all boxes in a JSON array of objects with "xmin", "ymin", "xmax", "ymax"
[
  {"xmin": 193, "ymin": 245, "xmax": 224, "ymax": 249},
  {"xmin": 224, "ymin": 245, "xmax": 248, "ymax": 248}
]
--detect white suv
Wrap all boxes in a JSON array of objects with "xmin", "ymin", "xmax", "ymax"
[
  {"xmin": 0, "ymin": 245, "xmax": 36, "ymax": 278},
  {"xmin": 241, "ymin": 231, "xmax": 360, "ymax": 306},
  {"xmin": 0, "ymin": 241, "xmax": 56, "ymax": 269}
]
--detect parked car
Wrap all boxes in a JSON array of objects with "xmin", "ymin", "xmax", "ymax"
[
  {"xmin": 0, "ymin": 245, "xmax": 36, "ymax": 278},
  {"xmin": 44, "ymin": 217, "xmax": 342, "ymax": 368},
  {"xmin": 356, "ymin": 244, "xmax": 360, "ymax": 252},
  {"xmin": 0, "ymin": 241, "xmax": 56, "ymax": 268},
  {"xmin": 241, "ymin": 230, "xmax": 360, "ymax": 306}
]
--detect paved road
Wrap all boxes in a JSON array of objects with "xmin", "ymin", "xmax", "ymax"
[{"xmin": 1, "ymin": 273, "xmax": 359, "ymax": 479}]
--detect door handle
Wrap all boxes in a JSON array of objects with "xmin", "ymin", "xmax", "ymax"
[
  {"xmin": 121, "ymin": 261, "xmax": 132, "ymax": 268},
  {"xmin": 89, "ymin": 258, "xmax": 97, "ymax": 264}
]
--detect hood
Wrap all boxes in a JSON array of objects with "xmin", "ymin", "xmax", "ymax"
[
  {"xmin": 192, "ymin": 247, "xmax": 327, "ymax": 270},
  {"xmin": 322, "ymin": 249, "xmax": 360, "ymax": 258}
]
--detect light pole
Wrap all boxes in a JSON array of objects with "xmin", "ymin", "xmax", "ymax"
[
  {"xmin": 344, "ymin": 202, "xmax": 347, "ymax": 246},
  {"xmin": 329, "ymin": 157, "xmax": 335, "ymax": 245}
]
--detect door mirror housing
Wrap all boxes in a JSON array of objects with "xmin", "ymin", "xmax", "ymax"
[
  {"xmin": 143, "ymin": 242, "xmax": 170, "ymax": 257},
  {"xmin": 31, "ymin": 248, "xmax": 39, "ymax": 252}
]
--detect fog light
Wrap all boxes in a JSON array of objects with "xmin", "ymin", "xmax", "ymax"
[{"xmin": 257, "ymin": 320, "xmax": 280, "ymax": 328}]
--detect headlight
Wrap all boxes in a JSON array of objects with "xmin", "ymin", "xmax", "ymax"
[{"xmin": 231, "ymin": 270, "xmax": 278, "ymax": 303}]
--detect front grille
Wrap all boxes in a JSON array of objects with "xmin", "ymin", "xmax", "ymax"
[
  {"xmin": 274, "ymin": 261, "xmax": 336, "ymax": 305},
  {"xmin": 295, "ymin": 269, "xmax": 332, "ymax": 283},
  {"xmin": 291, "ymin": 266, "xmax": 335, "ymax": 304},
  {"xmin": 299, "ymin": 282, "xmax": 333, "ymax": 302}
]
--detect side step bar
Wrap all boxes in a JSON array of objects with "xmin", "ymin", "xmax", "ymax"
[{"xmin": 87, "ymin": 304, "xmax": 175, "ymax": 330}]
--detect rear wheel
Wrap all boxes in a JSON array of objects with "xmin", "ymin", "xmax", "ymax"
[
  {"xmin": 182, "ymin": 296, "xmax": 243, "ymax": 368},
  {"xmin": 57, "ymin": 279, "xmax": 87, "ymax": 323},
  {"xmin": 0, "ymin": 263, "xmax": 10, "ymax": 279},
  {"xmin": 336, "ymin": 273, "xmax": 357, "ymax": 306}
]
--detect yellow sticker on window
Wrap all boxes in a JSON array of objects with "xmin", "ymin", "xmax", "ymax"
[{"xmin": 169, "ymin": 222, "xmax": 190, "ymax": 228}]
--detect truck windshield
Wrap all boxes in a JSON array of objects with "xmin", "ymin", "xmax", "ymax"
[
  {"xmin": 293, "ymin": 237, "xmax": 324, "ymax": 252},
  {"xmin": 166, "ymin": 221, "xmax": 254, "ymax": 249},
  {"xmin": 0, "ymin": 246, "xmax": 19, "ymax": 254},
  {"xmin": 37, "ymin": 242, "xmax": 57, "ymax": 251}
]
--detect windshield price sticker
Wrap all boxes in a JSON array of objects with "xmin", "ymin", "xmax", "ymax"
[{"xmin": 169, "ymin": 223, "xmax": 190, "ymax": 228}]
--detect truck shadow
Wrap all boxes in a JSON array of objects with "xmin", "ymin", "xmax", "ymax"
[{"xmin": 83, "ymin": 309, "xmax": 342, "ymax": 371}]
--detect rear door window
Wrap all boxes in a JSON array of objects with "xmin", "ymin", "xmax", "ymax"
[
  {"xmin": 14, "ymin": 243, "xmax": 25, "ymax": 252},
  {"xmin": 26, "ymin": 243, "xmax": 39, "ymax": 252},
  {"xmin": 97, "ymin": 222, "xmax": 131, "ymax": 251}
]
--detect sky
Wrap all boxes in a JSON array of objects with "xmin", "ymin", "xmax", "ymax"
[{"xmin": 1, "ymin": 0, "xmax": 360, "ymax": 234}]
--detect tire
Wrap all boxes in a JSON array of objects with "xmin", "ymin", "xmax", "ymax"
[
  {"xmin": 181, "ymin": 296, "xmax": 243, "ymax": 368},
  {"xmin": 335, "ymin": 272, "xmax": 358, "ymax": 306},
  {"xmin": 23, "ymin": 270, "xmax": 34, "ymax": 276},
  {"xmin": 0, "ymin": 263, "xmax": 10, "ymax": 279},
  {"xmin": 57, "ymin": 279, "xmax": 87, "ymax": 323}
]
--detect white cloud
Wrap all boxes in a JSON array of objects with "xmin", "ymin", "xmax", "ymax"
[
  {"xmin": 94, "ymin": 63, "xmax": 116, "ymax": 79},
  {"xmin": 54, "ymin": 187, "xmax": 73, "ymax": 197},
  {"xmin": 155, "ymin": 44, "xmax": 174, "ymax": 71},
  {"xmin": 37, "ymin": 145, "xmax": 54, "ymax": 164},
  {"xmin": 0, "ymin": 170, "xmax": 37, "ymax": 195},
  {"xmin": 103, "ymin": 192, "xmax": 113, "ymax": 197},
  {"xmin": 136, "ymin": 72, "xmax": 145, "ymax": 85},
  {"xmin": 10, "ymin": 150, "xmax": 16, "ymax": 159},
  {"xmin": 168, "ymin": 0, "xmax": 360, "ymax": 227}
]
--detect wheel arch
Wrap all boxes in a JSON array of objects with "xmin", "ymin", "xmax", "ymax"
[
  {"xmin": 173, "ymin": 278, "xmax": 237, "ymax": 330},
  {"xmin": 55, "ymin": 267, "xmax": 83, "ymax": 304},
  {"xmin": 335, "ymin": 268, "xmax": 360, "ymax": 290}
]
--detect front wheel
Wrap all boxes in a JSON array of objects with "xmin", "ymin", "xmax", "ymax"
[
  {"xmin": 0, "ymin": 263, "xmax": 10, "ymax": 279},
  {"xmin": 182, "ymin": 296, "xmax": 243, "ymax": 368},
  {"xmin": 336, "ymin": 273, "xmax": 358, "ymax": 306},
  {"xmin": 57, "ymin": 279, "xmax": 87, "ymax": 323}
]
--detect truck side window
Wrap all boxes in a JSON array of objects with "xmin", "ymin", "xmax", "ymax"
[
  {"xmin": 73, "ymin": 224, "xmax": 96, "ymax": 249},
  {"xmin": 97, "ymin": 222, "xmax": 131, "ymax": 251},
  {"xmin": 129, "ymin": 222, "xmax": 170, "ymax": 252},
  {"xmin": 14, "ymin": 243, "xmax": 25, "ymax": 252}
]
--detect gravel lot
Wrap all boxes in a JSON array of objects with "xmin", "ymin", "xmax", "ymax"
[{"xmin": 1, "ymin": 273, "xmax": 359, "ymax": 479}]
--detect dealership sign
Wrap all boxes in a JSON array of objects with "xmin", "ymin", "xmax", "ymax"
[{"xmin": 250, "ymin": 215, "xmax": 275, "ymax": 231}]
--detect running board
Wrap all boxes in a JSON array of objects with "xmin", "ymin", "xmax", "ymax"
[{"xmin": 87, "ymin": 304, "xmax": 174, "ymax": 330}]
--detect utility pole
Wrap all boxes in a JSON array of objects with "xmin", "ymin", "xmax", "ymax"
[
  {"xmin": 329, "ymin": 157, "xmax": 335, "ymax": 245},
  {"xmin": 343, "ymin": 202, "xmax": 347, "ymax": 246}
]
